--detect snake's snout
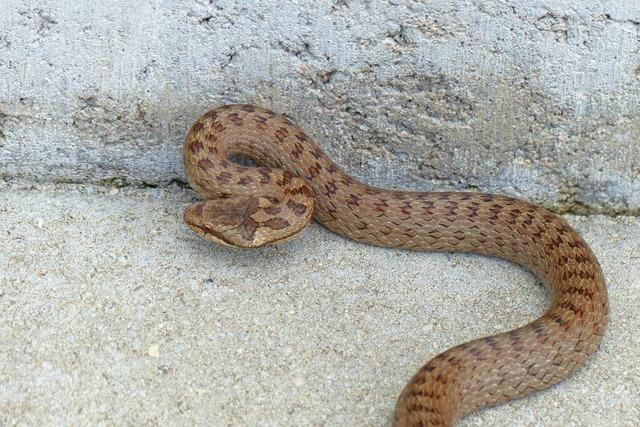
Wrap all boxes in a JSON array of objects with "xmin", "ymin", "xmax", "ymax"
[{"xmin": 184, "ymin": 201, "xmax": 229, "ymax": 247}]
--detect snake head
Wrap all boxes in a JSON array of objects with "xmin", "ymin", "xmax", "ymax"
[{"xmin": 184, "ymin": 194, "xmax": 314, "ymax": 248}]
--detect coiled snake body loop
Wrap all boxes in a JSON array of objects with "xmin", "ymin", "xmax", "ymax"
[{"xmin": 183, "ymin": 104, "xmax": 608, "ymax": 426}]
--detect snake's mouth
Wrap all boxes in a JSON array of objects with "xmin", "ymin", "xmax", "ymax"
[
  {"xmin": 183, "ymin": 204, "xmax": 236, "ymax": 247},
  {"xmin": 185, "ymin": 219, "xmax": 235, "ymax": 247}
]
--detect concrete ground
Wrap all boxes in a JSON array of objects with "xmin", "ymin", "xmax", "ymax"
[{"xmin": 0, "ymin": 182, "xmax": 638, "ymax": 426}]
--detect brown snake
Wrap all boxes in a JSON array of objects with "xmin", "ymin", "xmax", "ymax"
[{"xmin": 182, "ymin": 104, "xmax": 608, "ymax": 426}]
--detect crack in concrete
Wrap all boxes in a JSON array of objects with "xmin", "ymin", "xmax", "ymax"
[
  {"xmin": 535, "ymin": 12, "xmax": 569, "ymax": 43},
  {"xmin": 604, "ymin": 13, "xmax": 640, "ymax": 26},
  {"xmin": 19, "ymin": 7, "xmax": 57, "ymax": 36}
]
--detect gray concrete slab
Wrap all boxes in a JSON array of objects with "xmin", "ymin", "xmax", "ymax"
[
  {"xmin": 0, "ymin": 182, "xmax": 638, "ymax": 425},
  {"xmin": 1, "ymin": 1, "xmax": 639, "ymax": 214}
]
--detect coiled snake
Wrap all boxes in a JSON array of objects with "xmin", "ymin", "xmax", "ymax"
[{"xmin": 182, "ymin": 104, "xmax": 608, "ymax": 426}]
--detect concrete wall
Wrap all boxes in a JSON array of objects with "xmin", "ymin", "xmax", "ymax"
[{"xmin": 0, "ymin": 0, "xmax": 638, "ymax": 214}]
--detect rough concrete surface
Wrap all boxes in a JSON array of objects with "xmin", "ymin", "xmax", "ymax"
[
  {"xmin": 0, "ymin": 182, "xmax": 638, "ymax": 426},
  {"xmin": 0, "ymin": 1, "xmax": 639, "ymax": 214}
]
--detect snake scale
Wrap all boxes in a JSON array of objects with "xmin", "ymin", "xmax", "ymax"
[{"xmin": 182, "ymin": 104, "xmax": 608, "ymax": 426}]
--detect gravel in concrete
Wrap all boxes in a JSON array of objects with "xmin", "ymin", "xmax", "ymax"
[{"xmin": 0, "ymin": 183, "xmax": 638, "ymax": 426}]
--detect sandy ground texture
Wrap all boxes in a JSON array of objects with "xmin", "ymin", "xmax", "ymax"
[{"xmin": 0, "ymin": 182, "xmax": 638, "ymax": 426}]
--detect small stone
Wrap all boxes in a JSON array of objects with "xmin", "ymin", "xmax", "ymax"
[{"xmin": 148, "ymin": 344, "xmax": 160, "ymax": 358}]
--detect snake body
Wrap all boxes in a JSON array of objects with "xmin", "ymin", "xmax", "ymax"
[{"xmin": 182, "ymin": 104, "xmax": 608, "ymax": 426}]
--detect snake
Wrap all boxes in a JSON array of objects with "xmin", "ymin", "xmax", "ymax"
[{"xmin": 182, "ymin": 104, "xmax": 608, "ymax": 426}]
